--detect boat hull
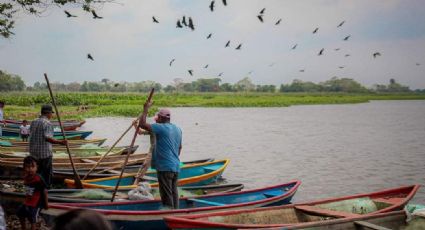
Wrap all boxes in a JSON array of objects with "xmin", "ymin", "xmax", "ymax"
[
  {"xmin": 65, "ymin": 159, "xmax": 230, "ymax": 189},
  {"xmin": 42, "ymin": 181, "xmax": 300, "ymax": 230},
  {"xmin": 164, "ymin": 184, "xmax": 420, "ymax": 229}
]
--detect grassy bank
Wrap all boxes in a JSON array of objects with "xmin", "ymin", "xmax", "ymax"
[{"xmin": 1, "ymin": 92, "xmax": 424, "ymax": 120}]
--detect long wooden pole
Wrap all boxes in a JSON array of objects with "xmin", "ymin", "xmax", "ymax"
[
  {"xmin": 111, "ymin": 88, "xmax": 154, "ymax": 202},
  {"xmin": 133, "ymin": 133, "xmax": 154, "ymax": 185},
  {"xmin": 82, "ymin": 124, "xmax": 133, "ymax": 180},
  {"xmin": 44, "ymin": 73, "xmax": 83, "ymax": 189}
]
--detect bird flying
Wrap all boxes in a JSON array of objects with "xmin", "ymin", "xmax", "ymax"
[
  {"xmin": 257, "ymin": 15, "xmax": 264, "ymax": 23},
  {"xmin": 87, "ymin": 54, "xmax": 94, "ymax": 61},
  {"xmin": 259, "ymin": 8, "xmax": 265, "ymax": 14},
  {"xmin": 64, "ymin": 10, "xmax": 77, "ymax": 18},
  {"xmin": 218, "ymin": 72, "xmax": 224, "ymax": 76},
  {"xmin": 345, "ymin": 54, "xmax": 351, "ymax": 57},
  {"xmin": 235, "ymin": 44, "xmax": 242, "ymax": 50},
  {"xmin": 152, "ymin": 16, "xmax": 159, "ymax": 23},
  {"xmin": 312, "ymin": 27, "xmax": 319, "ymax": 34},
  {"xmin": 188, "ymin": 17, "xmax": 195, "ymax": 30},
  {"xmin": 225, "ymin": 40, "xmax": 230, "ymax": 47},
  {"xmin": 209, "ymin": 1, "xmax": 215, "ymax": 12},
  {"xmin": 318, "ymin": 48, "xmax": 324, "ymax": 56},
  {"xmin": 343, "ymin": 35, "xmax": 351, "ymax": 41},
  {"xmin": 176, "ymin": 20, "xmax": 183, "ymax": 28},
  {"xmin": 338, "ymin": 66, "xmax": 345, "ymax": 69},
  {"xmin": 182, "ymin": 16, "xmax": 188, "ymax": 26},
  {"xmin": 299, "ymin": 69, "xmax": 305, "ymax": 72},
  {"xmin": 275, "ymin": 19, "xmax": 282, "ymax": 25},
  {"xmin": 292, "ymin": 44, "xmax": 297, "ymax": 50},
  {"xmin": 207, "ymin": 33, "xmax": 212, "ymax": 39},
  {"xmin": 169, "ymin": 59, "xmax": 175, "ymax": 66},
  {"xmin": 91, "ymin": 10, "xmax": 103, "ymax": 19},
  {"xmin": 188, "ymin": 70, "xmax": 193, "ymax": 76},
  {"xmin": 373, "ymin": 52, "xmax": 381, "ymax": 58},
  {"xmin": 335, "ymin": 48, "xmax": 340, "ymax": 51},
  {"xmin": 222, "ymin": 0, "xmax": 227, "ymax": 6},
  {"xmin": 337, "ymin": 20, "xmax": 345, "ymax": 28},
  {"xmin": 204, "ymin": 64, "xmax": 209, "ymax": 68}
]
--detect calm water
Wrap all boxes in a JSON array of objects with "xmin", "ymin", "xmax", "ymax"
[{"xmin": 82, "ymin": 100, "xmax": 425, "ymax": 203}]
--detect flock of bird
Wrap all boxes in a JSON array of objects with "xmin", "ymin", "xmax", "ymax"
[{"xmin": 62, "ymin": 1, "xmax": 421, "ymax": 80}]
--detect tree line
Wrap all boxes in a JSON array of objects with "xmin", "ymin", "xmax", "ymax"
[{"xmin": 0, "ymin": 69, "xmax": 422, "ymax": 93}]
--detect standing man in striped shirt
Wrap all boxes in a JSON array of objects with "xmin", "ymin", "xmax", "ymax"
[{"xmin": 29, "ymin": 105, "xmax": 67, "ymax": 187}]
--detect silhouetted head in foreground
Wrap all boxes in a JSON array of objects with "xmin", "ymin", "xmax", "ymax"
[{"xmin": 52, "ymin": 209, "xmax": 113, "ymax": 230}]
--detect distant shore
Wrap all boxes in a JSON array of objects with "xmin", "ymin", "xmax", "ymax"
[{"xmin": 1, "ymin": 92, "xmax": 425, "ymax": 120}]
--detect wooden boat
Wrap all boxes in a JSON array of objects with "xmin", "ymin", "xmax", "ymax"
[
  {"xmin": 5, "ymin": 119, "xmax": 85, "ymax": 131},
  {"xmin": 164, "ymin": 184, "xmax": 420, "ymax": 229},
  {"xmin": 0, "ymin": 154, "xmax": 147, "ymax": 179},
  {"xmin": 53, "ymin": 158, "xmax": 215, "ymax": 181},
  {"xmin": 0, "ymin": 184, "xmax": 244, "ymax": 211},
  {"xmin": 0, "ymin": 137, "xmax": 106, "ymax": 147},
  {"xmin": 64, "ymin": 159, "xmax": 230, "ymax": 189},
  {"xmin": 1, "ymin": 127, "xmax": 93, "ymax": 139},
  {"xmin": 41, "ymin": 181, "xmax": 300, "ymax": 230},
  {"xmin": 0, "ymin": 145, "xmax": 138, "ymax": 157},
  {"xmin": 240, "ymin": 210, "xmax": 417, "ymax": 230}
]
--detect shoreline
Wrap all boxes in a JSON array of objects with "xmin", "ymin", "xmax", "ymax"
[{"xmin": 1, "ymin": 92, "xmax": 425, "ymax": 120}]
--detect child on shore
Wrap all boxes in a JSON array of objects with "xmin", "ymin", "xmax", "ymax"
[
  {"xmin": 20, "ymin": 120, "xmax": 30, "ymax": 142},
  {"xmin": 17, "ymin": 156, "xmax": 48, "ymax": 230}
]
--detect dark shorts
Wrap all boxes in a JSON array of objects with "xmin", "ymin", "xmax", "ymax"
[
  {"xmin": 21, "ymin": 134, "xmax": 29, "ymax": 141},
  {"xmin": 17, "ymin": 205, "xmax": 40, "ymax": 224}
]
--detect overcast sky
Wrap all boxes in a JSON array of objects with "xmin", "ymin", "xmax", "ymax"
[{"xmin": 1, "ymin": 0, "xmax": 425, "ymax": 88}]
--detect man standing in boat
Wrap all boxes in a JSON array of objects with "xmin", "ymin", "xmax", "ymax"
[
  {"xmin": 29, "ymin": 105, "xmax": 67, "ymax": 188},
  {"xmin": 135, "ymin": 104, "xmax": 182, "ymax": 209}
]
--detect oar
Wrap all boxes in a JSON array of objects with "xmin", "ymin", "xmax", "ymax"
[
  {"xmin": 44, "ymin": 73, "xmax": 83, "ymax": 189},
  {"xmin": 82, "ymin": 124, "xmax": 133, "ymax": 180},
  {"xmin": 111, "ymin": 88, "xmax": 155, "ymax": 202},
  {"xmin": 133, "ymin": 133, "xmax": 155, "ymax": 185}
]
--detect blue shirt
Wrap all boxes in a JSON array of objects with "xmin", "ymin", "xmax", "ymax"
[{"xmin": 151, "ymin": 123, "xmax": 182, "ymax": 172}]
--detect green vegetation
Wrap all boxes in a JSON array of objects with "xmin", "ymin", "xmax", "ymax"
[{"xmin": 1, "ymin": 92, "xmax": 424, "ymax": 120}]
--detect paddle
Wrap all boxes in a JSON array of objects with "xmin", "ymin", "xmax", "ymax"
[
  {"xmin": 44, "ymin": 73, "xmax": 83, "ymax": 189},
  {"xmin": 133, "ymin": 133, "xmax": 155, "ymax": 185},
  {"xmin": 111, "ymin": 88, "xmax": 155, "ymax": 202}
]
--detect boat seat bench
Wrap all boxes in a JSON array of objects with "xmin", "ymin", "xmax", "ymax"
[
  {"xmin": 263, "ymin": 190, "xmax": 283, "ymax": 198},
  {"xmin": 187, "ymin": 198, "xmax": 225, "ymax": 206},
  {"xmin": 203, "ymin": 166, "xmax": 218, "ymax": 173},
  {"xmin": 294, "ymin": 205, "xmax": 361, "ymax": 218}
]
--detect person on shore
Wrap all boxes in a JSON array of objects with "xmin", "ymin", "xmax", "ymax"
[
  {"xmin": 29, "ymin": 105, "xmax": 67, "ymax": 187},
  {"xmin": 134, "ymin": 105, "xmax": 182, "ymax": 209},
  {"xmin": 20, "ymin": 120, "xmax": 30, "ymax": 142},
  {"xmin": 17, "ymin": 156, "xmax": 48, "ymax": 230},
  {"xmin": 0, "ymin": 101, "xmax": 5, "ymax": 137}
]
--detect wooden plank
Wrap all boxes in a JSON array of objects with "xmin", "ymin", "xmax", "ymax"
[
  {"xmin": 353, "ymin": 221, "xmax": 392, "ymax": 230},
  {"xmin": 295, "ymin": 205, "xmax": 360, "ymax": 218}
]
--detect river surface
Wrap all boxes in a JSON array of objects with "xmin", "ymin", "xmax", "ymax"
[{"xmin": 81, "ymin": 100, "xmax": 425, "ymax": 204}]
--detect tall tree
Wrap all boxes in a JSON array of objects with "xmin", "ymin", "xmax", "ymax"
[{"xmin": 0, "ymin": 0, "xmax": 114, "ymax": 38}]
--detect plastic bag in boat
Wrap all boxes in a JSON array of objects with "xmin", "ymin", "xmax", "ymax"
[{"xmin": 128, "ymin": 182, "xmax": 154, "ymax": 200}]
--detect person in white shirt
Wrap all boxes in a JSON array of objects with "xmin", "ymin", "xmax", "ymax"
[{"xmin": 20, "ymin": 120, "xmax": 30, "ymax": 141}]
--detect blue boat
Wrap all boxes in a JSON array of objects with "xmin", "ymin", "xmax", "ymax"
[
  {"xmin": 42, "ymin": 180, "xmax": 301, "ymax": 230},
  {"xmin": 1, "ymin": 127, "xmax": 92, "ymax": 139},
  {"xmin": 65, "ymin": 159, "xmax": 230, "ymax": 189}
]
